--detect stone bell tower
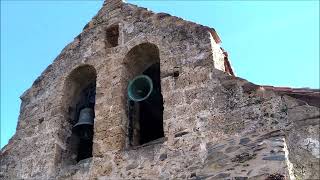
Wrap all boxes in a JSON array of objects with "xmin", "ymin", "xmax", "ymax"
[{"xmin": 1, "ymin": 0, "xmax": 319, "ymax": 179}]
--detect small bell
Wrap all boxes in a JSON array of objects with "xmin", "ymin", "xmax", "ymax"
[
  {"xmin": 72, "ymin": 107, "xmax": 94, "ymax": 161},
  {"xmin": 73, "ymin": 108, "xmax": 94, "ymax": 138}
]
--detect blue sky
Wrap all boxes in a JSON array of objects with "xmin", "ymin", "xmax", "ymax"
[{"xmin": 1, "ymin": 1, "xmax": 319, "ymax": 148}]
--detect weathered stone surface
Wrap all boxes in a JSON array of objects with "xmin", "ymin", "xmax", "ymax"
[
  {"xmin": 1, "ymin": 0, "xmax": 319, "ymax": 179},
  {"xmin": 159, "ymin": 153, "xmax": 167, "ymax": 161},
  {"xmin": 231, "ymin": 152, "xmax": 256, "ymax": 163},
  {"xmin": 262, "ymin": 155, "xmax": 286, "ymax": 161},
  {"xmin": 240, "ymin": 137, "xmax": 251, "ymax": 145}
]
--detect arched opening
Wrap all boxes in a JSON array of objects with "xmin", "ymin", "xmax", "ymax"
[
  {"xmin": 124, "ymin": 43, "xmax": 164, "ymax": 146},
  {"xmin": 63, "ymin": 65, "xmax": 96, "ymax": 164}
]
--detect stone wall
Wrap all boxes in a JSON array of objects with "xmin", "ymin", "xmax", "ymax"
[{"xmin": 1, "ymin": 0, "xmax": 319, "ymax": 179}]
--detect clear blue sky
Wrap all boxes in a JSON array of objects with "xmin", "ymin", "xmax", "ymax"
[{"xmin": 1, "ymin": 1, "xmax": 319, "ymax": 148}]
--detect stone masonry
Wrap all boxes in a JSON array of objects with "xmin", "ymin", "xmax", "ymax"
[{"xmin": 1, "ymin": 0, "xmax": 319, "ymax": 179}]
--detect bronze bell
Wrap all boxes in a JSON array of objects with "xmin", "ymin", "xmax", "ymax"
[
  {"xmin": 128, "ymin": 75, "xmax": 154, "ymax": 102},
  {"xmin": 74, "ymin": 108, "xmax": 94, "ymax": 127},
  {"xmin": 73, "ymin": 107, "xmax": 94, "ymax": 161},
  {"xmin": 73, "ymin": 108, "xmax": 94, "ymax": 137}
]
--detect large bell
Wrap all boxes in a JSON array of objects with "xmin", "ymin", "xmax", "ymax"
[
  {"xmin": 128, "ymin": 75, "xmax": 154, "ymax": 102},
  {"xmin": 73, "ymin": 108, "xmax": 94, "ymax": 130}
]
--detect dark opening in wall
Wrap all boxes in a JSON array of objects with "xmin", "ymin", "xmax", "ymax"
[
  {"xmin": 139, "ymin": 63, "xmax": 164, "ymax": 144},
  {"xmin": 124, "ymin": 43, "xmax": 164, "ymax": 146},
  {"xmin": 106, "ymin": 25, "xmax": 119, "ymax": 48},
  {"xmin": 63, "ymin": 65, "xmax": 96, "ymax": 164}
]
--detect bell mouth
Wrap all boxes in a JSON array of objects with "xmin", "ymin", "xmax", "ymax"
[
  {"xmin": 72, "ymin": 123, "xmax": 94, "ymax": 136},
  {"xmin": 73, "ymin": 122, "xmax": 94, "ymax": 128},
  {"xmin": 72, "ymin": 124, "xmax": 93, "ymax": 140},
  {"xmin": 128, "ymin": 75, "xmax": 153, "ymax": 102}
]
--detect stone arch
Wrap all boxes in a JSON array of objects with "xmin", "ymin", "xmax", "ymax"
[
  {"xmin": 61, "ymin": 64, "xmax": 97, "ymax": 164},
  {"xmin": 64, "ymin": 65, "xmax": 97, "ymax": 121},
  {"xmin": 121, "ymin": 36, "xmax": 174, "ymax": 78},
  {"xmin": 123, "ymin": 42, "xmax": 160, "ymax": 80},
  {"xmin": 123, "ymin": 42, "xmax": 164, "ymax": 146}
]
